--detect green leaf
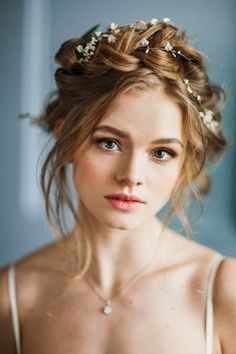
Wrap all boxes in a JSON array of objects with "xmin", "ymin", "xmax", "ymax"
[{"xmin": 81, "ymin": 24, "xmax": 100, "ymax": 41}]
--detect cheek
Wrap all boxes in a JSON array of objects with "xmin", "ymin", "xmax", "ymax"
[
  {"xmin": 73, "ymin": 153, "xmax": 111, "ymax": 189},
  {"xmin": 166, "ymin": 164, "xmax": 181, "ymax": 185},
  {"xmin": 151, "ymin": 163, "xmax": 181, "ymax": 198}
]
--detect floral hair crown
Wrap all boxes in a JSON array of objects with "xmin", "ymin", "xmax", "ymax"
[{"xmin": 75, "ymin": 18, "xmax": 219, "ymax": 134}]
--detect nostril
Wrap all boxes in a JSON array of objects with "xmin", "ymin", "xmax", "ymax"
[{"xmin": 115, "ymin": 175, "xmax": 143, "ymax": 187}]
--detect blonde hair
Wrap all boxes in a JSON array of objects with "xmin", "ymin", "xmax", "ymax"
[{"xmin": 36, "ymin": 20, "xmax": 226, "ymax": 277}]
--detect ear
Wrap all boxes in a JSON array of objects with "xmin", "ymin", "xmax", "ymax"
[{"xmin": 53, "ymin": 119, "xmax": 63, "ymax": 139}]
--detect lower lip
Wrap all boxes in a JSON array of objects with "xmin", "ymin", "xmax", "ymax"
[{"xmin": 105, "ymin": 197, "xmax": 143, "ymax": 211}]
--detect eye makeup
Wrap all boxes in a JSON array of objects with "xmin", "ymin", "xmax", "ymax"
[{"xmin": 92, "ymin": 135, "xmax": 179, "ymax": 162}]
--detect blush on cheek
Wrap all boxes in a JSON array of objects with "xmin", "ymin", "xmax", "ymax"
[{"xmin": 73, "ymin": 154, "xmax": 108, "ymax": 188}]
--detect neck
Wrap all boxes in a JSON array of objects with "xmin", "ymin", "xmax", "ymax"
[{"xmin": 71, "ymin": 205, "xmax": 165, "ymax": 298}]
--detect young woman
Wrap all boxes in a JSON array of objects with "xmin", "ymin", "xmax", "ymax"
[{"xmin": 0, "ymin": 18, "xmax": 235, "ymax": 354}]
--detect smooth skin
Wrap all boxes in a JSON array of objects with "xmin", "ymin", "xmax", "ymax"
[{"xmin": 0, "ymin": 88, "xmax": 236, "ymax": 354}]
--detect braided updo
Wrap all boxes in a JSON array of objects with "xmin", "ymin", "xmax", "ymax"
[{"xmin": 36, "ymin": 19, "xmax": 226, "ymax": 276}]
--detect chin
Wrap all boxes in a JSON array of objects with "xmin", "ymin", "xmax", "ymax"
[{"xmin": 103, "ymin": 215, "xmax": 146, "ymax": 231}]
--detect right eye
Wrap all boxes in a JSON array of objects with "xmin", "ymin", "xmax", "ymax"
[{"xmin": 94, "ymin": 138, "xmax": 121, "ymax": 151}]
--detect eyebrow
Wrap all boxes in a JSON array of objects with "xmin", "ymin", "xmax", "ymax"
[{"xmin": 93, "ymin": 125, "xmax": 184, "ymax": 148}]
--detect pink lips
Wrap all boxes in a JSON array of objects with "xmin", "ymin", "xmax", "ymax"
[
  {"xmin": 105, "ymin": 193, "xmax": 143, "ymax": 202},
  {"xmin": 105, "ymin": 193, "xmax": 144, "ymax": 211}
]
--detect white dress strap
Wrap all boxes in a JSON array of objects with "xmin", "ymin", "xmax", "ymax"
[
  {"xmin": 7, "ymin": 264, "xmax": 21, "ymax": 354},
  {"xmin": 205, "ymin": 254, "xmax": 225, "ymax": 354}
]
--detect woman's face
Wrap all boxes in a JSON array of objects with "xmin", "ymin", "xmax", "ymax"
[{"xmin": 72, "ymin": 88, "xmax": 184, "ymax": 230}]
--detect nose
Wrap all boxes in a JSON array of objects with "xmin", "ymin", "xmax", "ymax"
[{"xmin": 115, "ymin": 151, "xmax": 145, "ymax": 187}]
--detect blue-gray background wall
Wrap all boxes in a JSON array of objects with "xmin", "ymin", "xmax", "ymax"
[{"xmin": 1, "ymin": 0, "xmax": 235, "ymax": 267}]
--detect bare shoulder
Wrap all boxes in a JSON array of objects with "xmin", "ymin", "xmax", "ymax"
[
  {"xmin": 0, "ymin": 238, "xmax": 70, "ymax": 352},
  {"xmin": 0, "ymin": 265, "xmax": 17, "ymax": 353},
  {"xmin": 163, "ymin": 228, "xmax": 222, "ymax": 267},
  {"xmin": 165, "ymin": 229, "xmax": 236, "ymax": 351},
  {"xmin": 12, "ymin": 239, "xmax": 72, "ymax": 316},
  {"xmin": 0, "ymin": 242, "xmax": 68, "ymax": 320},
  {"xmin": 214, "ymin": 256, "xmax": 236, "ymax": 352}
]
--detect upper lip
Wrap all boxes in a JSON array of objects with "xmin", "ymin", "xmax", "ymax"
[{"xmin": 105, "ymin": 193, "xmax": 144, "ymax": 203}]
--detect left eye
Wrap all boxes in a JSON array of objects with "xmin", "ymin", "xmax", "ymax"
[
  {"xmin": 95, "ymin": 138, "xmax": 120, "ymax": 151},
  {"xmin": 153, "ymin": 149, "xmax": 174, "ymax": 161}
]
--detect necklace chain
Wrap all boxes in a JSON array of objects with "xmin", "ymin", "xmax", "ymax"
[{"xmin": 84, "ymin": 237, "xmax": 161, "ymax": 315}]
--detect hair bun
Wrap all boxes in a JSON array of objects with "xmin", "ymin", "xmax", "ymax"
[{"xmin": 55, "ymin": 38, "xmax": 84, "ymax": 72}]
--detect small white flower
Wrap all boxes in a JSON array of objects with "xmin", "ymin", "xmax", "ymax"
[
  {"xmin": 162, "ymin": 18, "xmax": 175, "ymax": 25},
  {"xmin": 164, "ymin": 41, "xmax": 173, "ymax": 52},
  {"xmin": 90, "ymin": 36, "xmax": 97, "ymax": 45},
  {"xmin": 199, "ymin": 109, "xmax": 219, "ymax": 133},
  {"xmin": 162, "ymin": 17, "xmax": 171, "ymax": 23},
  {"xmin": 202, "ymin": 109, "xmax": 214, "ymax": 124},
  {"xmin": 196, "ymin": 95, "xmax": 201, "ymax": 103},
  {"xmin": 164, "ymin": 42, "xmax": 177, "ymax": 57},
  {"xmin": 107, "ymin": 34, "xmax": 117, "ymax": 44},
  {"xmin": 140, "ymin": 38, "xmax": 149, "ymax": 47},
  {"xmin": 150, "ymin": 18, "xmax": 159, "ymax": 24},
  {"xmin": 187, "ymin": 85, "xmax": 193, "ymax": 94},
  {"xmin": 84, "ymin": 43, "xmax": 93, "ymax": 52},
  {"xmin": 78, "ymin": 56, "xmax": 89, "ymax": 64},
  {"xmin": 135, "ymin": 20, "xmax": 148, "ymax": 31},
  {"xmin": 76, "ymin": 44, "xmax": 84, "ymax": 53},
  {"xmin": 95, "ymin": 31, "xmax": 102, "ymax": 37},
  {"xmin": 209, "ymin": 120, "xmax": 219, "ymax": 133},
  {"xmin": 110, "ymin": 22, "xmax": 118, "ymax": 30}
]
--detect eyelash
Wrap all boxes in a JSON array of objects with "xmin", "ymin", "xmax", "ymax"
[{"xmin": 93, "ymin": 137, "xmax": 177, "ymax": 162}]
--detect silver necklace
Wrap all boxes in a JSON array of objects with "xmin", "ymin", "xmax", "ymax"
[{"xmin": 84, "ymin": 248, "xmax": 159, "ymax": 316}]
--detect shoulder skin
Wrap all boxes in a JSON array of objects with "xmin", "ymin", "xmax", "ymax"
[
  {"xmin": 0, "ymin": 266, "xmax": 17, "ymax": 354},
  {"xmin": 214, "ymin": 257, "xmax": 236, "ymax": 353}
]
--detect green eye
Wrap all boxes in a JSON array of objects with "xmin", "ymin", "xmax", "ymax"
[
  {"xmin": 153, "ymin": 149, "xmax": 175, "ymax": 161},
  {"xmin": 95, "ymin": 138, "xmax": 120, "ymax": 151},
  {"xmin": 104, "ymin": 140, "xmax": 116, "ymax": 149}
]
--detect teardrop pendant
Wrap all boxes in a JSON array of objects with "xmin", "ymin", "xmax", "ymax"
[{"xmin": 102, "ymin": 301, "xmax": 112, "ymax": 315}]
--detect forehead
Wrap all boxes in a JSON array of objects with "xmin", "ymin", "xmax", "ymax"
[{"xmin": 98, "ymin": 88, "xmax": 183, "ymax": 140}]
